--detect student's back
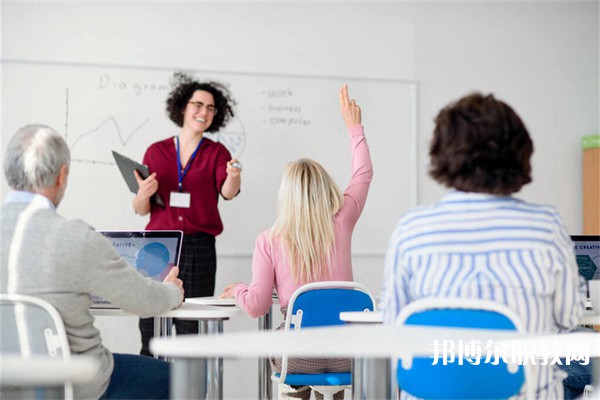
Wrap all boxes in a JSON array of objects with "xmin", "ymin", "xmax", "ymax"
[
  {"xmin": 221, "ymin": 85, "xmax": 372, "ymax": 400},
  {"xmin": 1, "ymin": 124, "xmax": 183, "ymax": 399},
  {"xmin": 380, "ymin": 93, "xmax": 586, "ymax": 399}
]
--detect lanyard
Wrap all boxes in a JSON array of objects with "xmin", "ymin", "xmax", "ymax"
[{"xmin": 176, "ymin": 136, "xmax": 204, "ymax": 192}]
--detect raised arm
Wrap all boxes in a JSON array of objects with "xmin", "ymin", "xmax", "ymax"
[
  {"xmin": 340, "ymin": 84, "xmax": 361, "ymax": 127},
  {"xmin": 337, "ymin": 84, "xmax": 373, "ymax": 225}
]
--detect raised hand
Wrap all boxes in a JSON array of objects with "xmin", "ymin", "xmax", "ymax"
[{"xmin": 340, "ymin": 84, "xmax": 362, "ymax": 127}]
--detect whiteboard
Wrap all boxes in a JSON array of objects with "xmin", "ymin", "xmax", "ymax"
[{"xmin": 1, "ymin": 60, "xmax": 417, "ymax": 255}]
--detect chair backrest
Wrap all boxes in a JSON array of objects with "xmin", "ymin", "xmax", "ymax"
[
  {"xmin": 396, "ymin": 298, "xmax": 529, "ymax": 400},
  {"xmin": 285, "ymin": 281, "xmax": 376, "ymax": 331},
  {"xmin": 0, "ymin": 293, "xmax": 72, "ymax": 398},
  {"xmin": 0, "ymin": 293, "xmax": 71, "ymax": 358},
  {"xmin": 275, "ymin": 281, "xmax": 376, "ymax": 384}
]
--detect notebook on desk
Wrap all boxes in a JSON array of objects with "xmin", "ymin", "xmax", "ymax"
[{"xmin": 91, "ymin": 230, "xmax": 183, "ymax": 309}]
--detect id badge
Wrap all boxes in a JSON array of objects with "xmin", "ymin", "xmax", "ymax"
[{"xmin": 170, "ymin": 191, "xmax": 191, "ymax": 208}]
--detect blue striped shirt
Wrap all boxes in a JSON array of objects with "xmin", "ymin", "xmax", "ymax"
[{"xmin": 380, "ymin": 191, "xmax": 586, "ymax": 399}]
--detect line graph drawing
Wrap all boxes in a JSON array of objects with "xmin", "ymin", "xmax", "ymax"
[
  {"xmin": 62, "ymin": 85, "xmax": 246, "ymax": 166},
  {"xmin": 63, "ymin": 86, "xmax": 150, "ymax": 165},
  {"xmin": 69, "ymin": 117, "xmax": 150, "ymax": 152}
]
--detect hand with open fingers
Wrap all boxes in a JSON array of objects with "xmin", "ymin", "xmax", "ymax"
[
  {"xmin": 219, "ymin": 283, "xmax": 240, "ymax": 299},
  {"xmin": 163, "ymin": 266, "xmax": 185, "ymax": 304},
  {"xmin": 134, "ymin": 170, "xmax": 159, "ymax": 201},
  {"xmin": 340, "ymin": 84, "xmax": 362, "ymax": 128},
  {"xmin": 226, "ymin": 159, "xmax": 242, "ymax": 178}
]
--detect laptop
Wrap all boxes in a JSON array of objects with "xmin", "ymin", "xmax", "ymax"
[
  {"xmin": 91, "ymin": 230, "xmax": 183, "ymax": 308},
  {"xmin": 571, "ymin": 235, "xmax": 600, "ymax": 306}
]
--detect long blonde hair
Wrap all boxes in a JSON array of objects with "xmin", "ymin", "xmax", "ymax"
[{"xmin": 271, "ymin": 158, "xmax": 343, "ymax": 283}]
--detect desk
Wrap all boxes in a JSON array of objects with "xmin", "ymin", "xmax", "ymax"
[
  {"xmin": 0, "ymin": 355, "xmax": 99, "ymax": 398},
  {"xmin": 340, "ymin": 310, "xmax": 383, "ymax": 324},
  {"xmin": 339, "ymin": 310, "xmax": 599, "ymax": 399},
  {"xmin": 580, "ymin": 309, "xmax": 600, "ymax": 326},
  {"xmin": 91, "ymin": 302, "xmax": 239, "ymax": 399},
  {"xmin": 258, "ymin": 303, "xmax": 273, "ymax": 400},
  {"xmin": 91, "ymin": 302, "xmax": 239, "ymax": 338},
  {"xmin": 340, "ymin": 310, "xmax": 600, "ymax": 326},
  {"xmin": 151, "ymin": 324, "xmax": 600, "ymax": 399},
  {"xmin": 185, "ymin": 296, "xmax": 277, "ymax": 400},
  {"xmin": 339, "ymin": 311, "xmax": 388, "ymax": 400}
]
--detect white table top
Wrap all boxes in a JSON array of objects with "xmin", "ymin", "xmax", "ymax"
[
  {"xmin": 151, "ymin": 323, "xmax": 599, "ymax": 360},
  {"xmin": 185, "ymin": 296, "xmax": 237, "ymax": 306},
  {"xmin": 340, "ymin": 310, "xmax": 383, "ymax": 324},
  {"xmin": 0, "ymin": 355, "xmax": 99, "ymax": 386},
  {"xmin": 90, "ymin": 302, "xmax": 240, "ymax": 319},
  {"xmin": 341, "ymin": 310, "xmax": 600, "ymax": 326},
  {"xmin": 580, "ymin": 309, "xmax": 600, "ymax": 325}
]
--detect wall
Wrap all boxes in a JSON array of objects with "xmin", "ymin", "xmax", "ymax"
[{"xmin": 1, "ymin": 2, "xmax": 598, "ymax": 399}]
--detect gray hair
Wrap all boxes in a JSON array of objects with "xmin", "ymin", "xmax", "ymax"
[{"xmin": 3, "ymin": 124, "xmax": 70, "ymax": 191}]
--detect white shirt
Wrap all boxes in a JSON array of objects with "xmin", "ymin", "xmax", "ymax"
[{"xmin": 380, "ymin": 191, "xmax": 586, "ymax": 399}]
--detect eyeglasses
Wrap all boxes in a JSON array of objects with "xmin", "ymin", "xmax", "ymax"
[{"xmin": 188, "ymin": 101, "xmax": 217, "ymax": 115}]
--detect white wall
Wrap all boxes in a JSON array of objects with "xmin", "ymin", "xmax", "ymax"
[
  {"xmin": 413, "ymin": 1, "xmax": 599, "ymax": 222},
  {"xmin": 1, "ymin": 2, "xmax": 598, "ymax": 399}
]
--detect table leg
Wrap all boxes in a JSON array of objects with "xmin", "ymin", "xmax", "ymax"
[
  {"xmin": 153, "ymin": 317, "xmax": 173, "ymax": 359},
  {"xmin": 162, "ymin": 316, "xmax": 173, "ymax": 336},
  {"xmin": 352, "ymin": 357, "xmax": 392, "ymax": 400},
  {"xmin": 171, "ymin": 358, "xmax": 206, "ymax": 400},
  {"xmin": 200, "ymin": 320, "xmax": 224, "ymax": 400},
  {"xmin": 258, "ymin": 307, "xmax": 273, "ymax": 400}
]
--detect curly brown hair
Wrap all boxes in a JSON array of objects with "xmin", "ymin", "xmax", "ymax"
[
  {"xmin": 429, "ymin": 92, "xmax": 533, "ymax": 195},
  {"xmin": 166, "ymin": 72, "xmax": 236, "ymax": 132}
]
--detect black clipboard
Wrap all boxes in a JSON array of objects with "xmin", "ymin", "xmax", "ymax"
[{"xmin": 112, "ymin": 150, "xmax": 164, "ymax": 206}]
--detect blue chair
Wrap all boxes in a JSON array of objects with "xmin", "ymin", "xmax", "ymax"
[
  {"xmin": 272, "ymin": 281, "xmax": 376, "ymax": 400},
  {"xmin": 395, "ymin": 298, "xmax": 533, "ymax": 399}
]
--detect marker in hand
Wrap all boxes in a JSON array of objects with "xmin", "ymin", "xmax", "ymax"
[{"xmin": 231, "ymin": 162, "xmax": 243, "ymax": 169}]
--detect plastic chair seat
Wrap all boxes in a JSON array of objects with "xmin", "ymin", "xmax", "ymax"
[{"xmin": 274, "ymin": 372, "xmax": 351, "ymax": 386}]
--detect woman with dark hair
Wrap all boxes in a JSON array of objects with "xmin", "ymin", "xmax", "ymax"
[
  {"xmin": 380, "ymin": 93, "xmax": 586, "ymax": 399},
  {"xmin": 133, "ymin": 72, "xmax": 241, "ymax": 355}
]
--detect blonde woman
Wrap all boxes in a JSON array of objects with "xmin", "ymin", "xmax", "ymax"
[{"xmin": 221, "ymin": 85, "xmax": 372, "ymax": 400}]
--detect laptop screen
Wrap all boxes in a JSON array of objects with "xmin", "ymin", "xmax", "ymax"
[
  {"xmin": 571, "ymin": 235, "xmax": 600, "ymax": 281},
  {"xmin": 99, "ymin": 230, "xmax": 183, "ymax": 280}
]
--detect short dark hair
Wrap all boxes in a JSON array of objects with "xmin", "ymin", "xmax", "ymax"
[
  {"xmin": 429, "ymin": 92, "xmax": 533, "ymax": 195},
  {"xmin": 165, "ymin": 72, "xmax": 236, "ymax": 132}
]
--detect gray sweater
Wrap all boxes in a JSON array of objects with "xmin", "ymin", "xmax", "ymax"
[{"xmin": 1, "ymin": 197, "xmax": 182, "ymax": 399}]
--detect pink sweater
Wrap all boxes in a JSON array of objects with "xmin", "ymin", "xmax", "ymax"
[{"xmin": 233, "ymin": 125, "xmax": 373, "ymax": 317}]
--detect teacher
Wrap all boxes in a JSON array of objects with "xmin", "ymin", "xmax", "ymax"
[{"xmin": 133, "ymin": 72, "xmax": 241, "ymax": 356}]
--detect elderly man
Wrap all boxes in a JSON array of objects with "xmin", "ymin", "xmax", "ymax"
[{"xmin": 1, "ymin": 124, "xmax": 184, "ymax": 399}]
